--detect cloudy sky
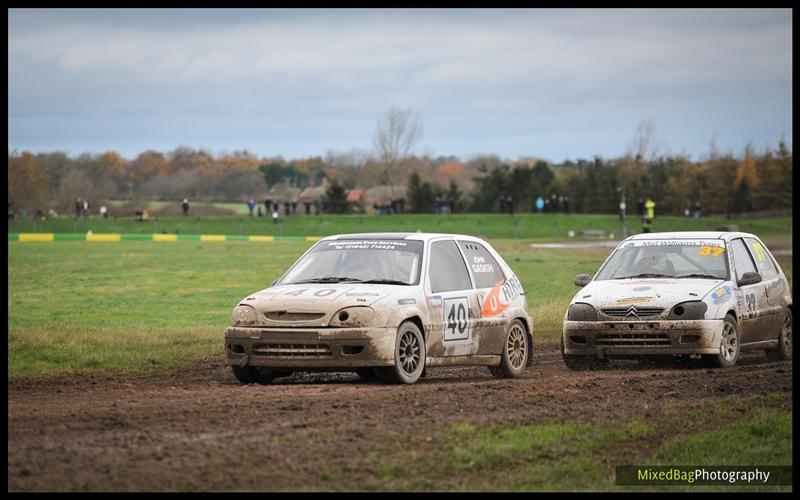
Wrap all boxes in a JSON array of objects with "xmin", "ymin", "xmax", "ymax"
[{"xmin": 8, "ymin": 8, "xmax": 792, "ymax": 162}]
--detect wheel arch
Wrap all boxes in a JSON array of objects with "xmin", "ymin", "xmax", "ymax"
[
  {"xmin": 515, "ymin": 316, "xmax": 534, "ymax": 367},
  {"xmin": 401, "ymin": 315, "xmax": 427, "ymax": 342}
]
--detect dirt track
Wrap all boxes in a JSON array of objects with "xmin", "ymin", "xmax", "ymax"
[{"xmin": 8, "ymin": 345, "xmax": 792, "ymax": 491}]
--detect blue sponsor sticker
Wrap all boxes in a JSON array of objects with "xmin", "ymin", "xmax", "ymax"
[
  {"xmin": 426, "ymin": 295, "xmax": 443, "ymax": 309},
  {"xmin": 633, "ymin": 286, "xmax": 652, "ymax": 292},
  {"xmin": 711, "ymin": 285, "xmax": 732, "ymax": 304}
]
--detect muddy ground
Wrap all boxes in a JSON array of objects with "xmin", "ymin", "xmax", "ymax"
[{"xmin": 8, "ymin": 345, "xmax": 793, "ymax": 491}]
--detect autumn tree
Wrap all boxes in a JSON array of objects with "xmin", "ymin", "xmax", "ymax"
[{"xmin": 8, "ymin": 151, "xmax": 51, "ymax": 213}]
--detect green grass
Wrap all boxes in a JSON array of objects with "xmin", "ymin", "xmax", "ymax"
[
  {"xmin": 342, "ymin": 394, "xmax": 791, "ymax": 491},
  {"xmin": 7, "ymin": 238, "xmax": 792, "ymax": 378},
  {"xmin": 8, "ymin": 213, "xmax": 792, "ymax": 241}
]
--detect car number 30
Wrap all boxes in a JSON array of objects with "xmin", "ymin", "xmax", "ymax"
[{"xmin": 444, "ymin": 297, "xmax": 470, "ymax": 341}]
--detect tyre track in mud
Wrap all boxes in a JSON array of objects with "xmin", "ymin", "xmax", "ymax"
[{"xmin": 8, "ymin": 345, "xmax": 792, "ymax": 491}]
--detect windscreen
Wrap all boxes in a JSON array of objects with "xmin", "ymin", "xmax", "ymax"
[
  {"xmin": 595, "ymin": 239, "xmax": 729, "ymax": 281},
  {"xmin": 280, "ymin": 239, "xmax": 423, "ymax": 285}
]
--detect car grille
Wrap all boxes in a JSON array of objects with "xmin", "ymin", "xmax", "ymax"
[
  {"xmin": 595, "ymin": 333, "xmax": 671, "ymax": 346},
  {"xmin": 252, "ymin": 343, "xmax": 332, "ymax": 357},
  {"xmin": 602, "ymin": 307, "xmax": 664, "ymax": 318},
  {"xmin": 264, "ymin": 311, "xmax": 326, "ymax": 322}
]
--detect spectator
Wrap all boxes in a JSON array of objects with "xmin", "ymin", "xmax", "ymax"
[
  {"xmin": 75, "ymin": 198, "xmax": 83, "ymax": 218},
  {"xmin": 257, "ymin": 206, "xmax": 263, "ymax": 217},
  {"xmin": 535, "ymin": 196, "xmax": 544, "ymax": 213},
  {"xmin": 247, "ymin": 198, "xmax": 256, "ymax": 217},
  {"xmin": 643, "ymin": 198, "xmax": 656, "ymax": 233},
  {"xmin": 100, "ymin": 205, "xmax": 108, "ymax": 219},
  {"xmin": 181, "ymin": 198, "xmax": 190, "ymax": 216},
  {"xmin": 694, "ymin": 200, "xmax": 702, "ymax": 220},
  {"xmin": 636, "ymin": 198, "xmax": 645, "ymax": 219},
  {"xmin": 83, "ymin": 199, "xmax": 90, "ymax": 218},
  {"xmin": 272, "ymin": 210, "xmax": 280, "ymax": 224}
]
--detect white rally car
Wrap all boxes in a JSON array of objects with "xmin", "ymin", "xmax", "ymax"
[
  {"xmin": 562, "ymin": 231, "xmax": 792, "ymax": 369},
  {"xmin": 225, "ymin": 233, "xmax": 533, "ymax": 384}
]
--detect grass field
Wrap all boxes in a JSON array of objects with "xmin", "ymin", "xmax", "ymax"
[
  {"xmin": 330, "ymin": 393, "xmax": 791, "ymax": 492},
  {"xmin": 7, "ymin": 238, "xmax": 792, "ymax": 379},
  {"xmin": 8, "ymin": 213, "xmax": 792, "ymax": 242}
]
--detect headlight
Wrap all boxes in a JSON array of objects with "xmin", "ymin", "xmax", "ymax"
[
  {"xmin": 567, "ymin": 303, "xmax": 597, "ymax": 321},
  {"xmin": 667, "ymin": 301, "xmax": 707, "ymax": 320},
  {"xmin": 329, "ymin": 306, "xmax": 375, "ymax": 327},
  {"xmin": 231, "ymin": 304, "xmax": 258, "ymax": 326}
]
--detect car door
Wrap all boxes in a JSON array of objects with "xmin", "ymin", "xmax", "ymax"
[
  {"xmin": 730, "ymin": 238, "xmax": 769, "ymax": 344},
  {"xmin": 457, "ymin": 240, "xmax": 508, "ymax": 356},
  {"xmin": 744, "ymin": 237, "xmax": 785, "ymax": 341},
  {"xmin": 424, "ymin": 239, "xmax": 480, "ymax": 358}
]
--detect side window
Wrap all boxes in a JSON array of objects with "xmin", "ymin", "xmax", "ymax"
[
  {"xmin": 458, "ymin": 240, "xmax": 505, "ymax": 288},
  {"xmin": 429, "ymin": 240, "xmax": 473, "ymax": 293},
  {"xmin": 745, "ymin": 238, "xmax": 778, "ymax": 280},
  {"xmin": 730, "ymin": 239, "xmax": 758, "ymax": 283}
]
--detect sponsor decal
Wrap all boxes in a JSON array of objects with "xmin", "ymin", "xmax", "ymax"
[
  {"xmin": 324, "ymin": 240, "xmax": 410, "ymax": 251},
  {"xmin": 710, "ymin": 285, "xmax": 732, "ymax": 304},
  {"xmin": 345, "ymin": 292, "xmax": 381, "ymax": 297},
  {"xmin": 470, "ymin": 255, "xmax": 495, "ymax": 274},
  {"xmin": 616, "ymin": 297, "xmax": 653, "ymax": 305},
  {"xmin": 734, "ymin": 288, "xmax": 746, "ymax": 309},
  {"xmin": 751, "ymin": 241, "xmax": 767, "ymax": 262},
  {"xmin": 481, "ymin": 275, "xmax": 524, "ymax": 318},
  {"xmin": 634, "ymin": 240, "xmax": 725, "ymax": 248},
  {"xmin": 397, "ymin": 298, "xmax": 416, "ymax": 305},
  {"xmin": 426, "ymin": 295, "xmax": 444, "ymax": 309},
  {"xmin": 633, "ymin": 286, "xmax": 652, "ymax": 292}
]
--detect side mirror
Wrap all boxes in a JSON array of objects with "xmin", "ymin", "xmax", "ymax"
[
  {"xmin": 738, "ymin": 272, "xmax": 762, "ymax": 287},
  {"xmin": 574, "ymin": 274, "xmax": 591, "ymax": 287},
  {"xmin": 271, "ymin": 279, "xmax": 279, "ymax": 287}
]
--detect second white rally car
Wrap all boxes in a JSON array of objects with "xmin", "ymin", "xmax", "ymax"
[
  {"xmin": 225, "ymin": 233, "xmax": 533, "ymax": 384},
  {"xmin": 562, "ymin": 231, "xmax": 792, "ymax": 369}
]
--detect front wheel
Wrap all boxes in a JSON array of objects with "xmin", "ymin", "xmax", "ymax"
[
  {"xmin": 765, "ymin": 309, "xmax": 792, "ymax": 361},
  {"xmin": 560, "ymin": 336, "xmax": 607, "ymax": 371},
  {"xmin": 490, "ymin": 319, "xmax": 530, "ymax": 378},
  {"xmin": 703, "ymin": 315, "xmax": 740, "ymax": 368},
  {"xmin": 231, "ymin": 365, "xmax": 275, "ymax": 384},
  {"xmin": 376, "ymin": 321, "xmax": 426, "ymax": 384}
]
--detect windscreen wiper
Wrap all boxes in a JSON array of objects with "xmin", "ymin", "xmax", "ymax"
[
  {"xmin": 294, "ymin": 276, "xmax": 364, "ymax": 284},
  {"xmin": 675, "ymin": 273, "xmax": 723, "ymax": 280},
  {"xmin": 615, "ymin": 273, "xmax": 675, "ymax": 279},
  {"xmin": 358, "ymin": 279, "xmax": 411, "ymax": 285}
]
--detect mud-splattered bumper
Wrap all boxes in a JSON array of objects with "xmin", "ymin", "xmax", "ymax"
[
  {"xmin": 224, "ymin": 326, "xmax": 396, "ymax": 369},
  {"xmin": 562, "ymin": 319, "xmax": 724, "ymax": 356}
]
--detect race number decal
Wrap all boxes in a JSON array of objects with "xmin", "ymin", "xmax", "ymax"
[
  {"xmin": 745, "ymin": 292, "xmax": 757, "ymax": 319},
  {"xmin": 443, "ymin": 297, "xmax": 470, "ymax": 341},
  {"xmin": 699, "ymin": 245, "xmax": 725, "ymax": 257}
]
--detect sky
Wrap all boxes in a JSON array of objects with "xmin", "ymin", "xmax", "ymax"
[{"xmin": 8, "ymin": 8, "xmax": 793, "ymax": 162}]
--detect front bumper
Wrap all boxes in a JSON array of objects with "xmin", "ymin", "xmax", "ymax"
[
  {"xmin": 224, "ymin": 325, "xmax": 396, "ymax": 369},
  {"xmin": 562, "ymin": 319, "xmax": 724, "ymax": 356}
]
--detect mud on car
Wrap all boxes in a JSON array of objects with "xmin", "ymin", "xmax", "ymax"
[
  {"xmin": 225, "ymin": 233, "xmax": 533, "ymax": 384},
  {"xmin": 562, "ymin": 231, "xmax": 792, "ymax": 369}
]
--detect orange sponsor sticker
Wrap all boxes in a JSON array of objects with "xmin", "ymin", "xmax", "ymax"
[{"xmin": 482, "ymin": 279, "xmax": 509, "ymax": 318}]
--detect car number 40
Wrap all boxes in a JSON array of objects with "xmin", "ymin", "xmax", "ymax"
[{"xmin": 444, "ymin": 297, "xmax": 470, "ymax": 341}]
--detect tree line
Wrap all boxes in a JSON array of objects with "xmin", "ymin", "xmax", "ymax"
[{"xmin": 7, "ymin": 139, "xmax": 792, "ymax": 217}]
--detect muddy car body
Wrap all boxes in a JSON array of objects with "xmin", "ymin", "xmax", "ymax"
[
  {"xmin": 562, "ymin": 231, "xmax": 792, "ymax": 368},
  {"xmin": 225, "ymin": 233, "xmax": 533, "ymax": 384}
]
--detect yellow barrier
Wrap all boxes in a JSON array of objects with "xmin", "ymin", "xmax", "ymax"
[
  {"xmin": 86, "ymin": 233, "xmax": 121, "ymax": 242},
  {"xmin": 249, "ymin": 235, "xmax": 275, "ymax": 242},
  {"xmin": 200, "ymin": 234, "xmax": 227, "ymax": 242},
  {"xmin": 153, "ymin": 234, "xmax": 178, "ymax": 242},
  {"xmin": 19, "ymin": 233, "xmax": 54, "ymax": 242}
]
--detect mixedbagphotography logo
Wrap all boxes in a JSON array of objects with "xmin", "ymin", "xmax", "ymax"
[{"xmin": 616, "ymin": 466, "xmax": 792, "ymax": 486}]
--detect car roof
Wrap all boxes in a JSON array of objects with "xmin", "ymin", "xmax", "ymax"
[
  {"xmin": 321, "ymin": 232, "xmax": 490, "ymax": 243},
  {"xmin": 625, "ymin": 231, "xmax": 760, "ymax": 242}
]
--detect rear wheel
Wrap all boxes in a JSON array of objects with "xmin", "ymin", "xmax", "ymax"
[
  {"xmin": 231, "ymin": 365, "xmax": 275, "ymax": 384},
  {"xmin": 376, "ymin": 321, "xmax": 426, "ymax": 384},
  {"xmin": 765, "ymin": 309, "xmax": 792, "ymax": 361},
  {"xmin": 703, "ymin": 315, "xmax": 740, "ymax": 368},
  {"xmin": 490, "ymin": 319, "xmax": 530, "ymax": 378}
]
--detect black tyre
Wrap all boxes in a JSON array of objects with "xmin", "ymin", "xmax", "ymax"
[
  {"xmin": 765, "ymin": 309, "xmax": 792, "ymax": 361},
  {"xmin": 490, "ymin": 319, "xmax": 530, "ymax": 378},
  {"xmin": 561, "ymin": 336, "xmax": 607, "ymax": 371},
  {"xmin": 355, "ymin": 368, "xmax": 379, "ymax": 381},
  {"xmin": 703, "ymin": 315, "xmax": 740, "ymax": 368},
  {"xmin": 231, "ymin": 365, "xmax": 275, "ymax": 384},
  {"xmin": 376, "ymin": 321, "xmax": 426, "ymax": 384}
]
